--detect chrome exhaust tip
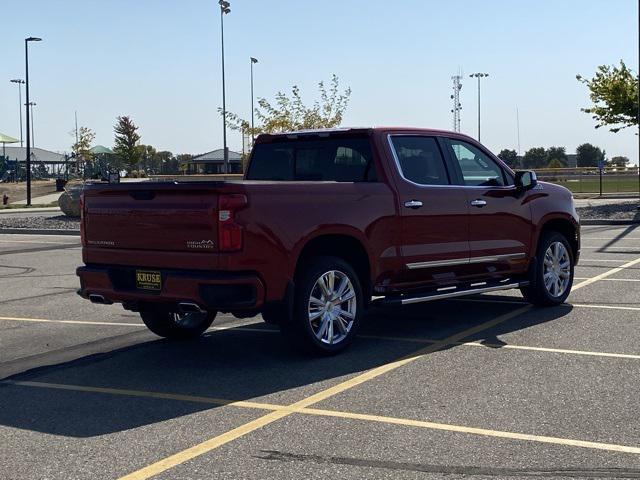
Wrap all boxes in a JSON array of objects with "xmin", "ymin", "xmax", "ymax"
[
  {"xmin": 89, "ymin": 294, "xmax": 112, "ymax": 305},
  {"xmin": 177, "ymin": 302, "xmax": 205, "ymax": 314}
]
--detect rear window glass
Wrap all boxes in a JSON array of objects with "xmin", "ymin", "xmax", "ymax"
[{"xmin": 247, "ymin": 137, "xmax": 377, "ymax": 182}]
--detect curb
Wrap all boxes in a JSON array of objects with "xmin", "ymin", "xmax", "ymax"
[
  {"xmin": 580, "ymin": 219, "xmax": 640, "ymax": 226},
  {"xmin": 0, "ymin": 228, "xmax": 80, "ymax": 236},
  {"xmin": 0, "ymin": 207, "xmax": 61, "ymax": 215}
]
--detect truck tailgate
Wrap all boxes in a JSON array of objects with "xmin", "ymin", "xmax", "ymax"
[{"xmin": 83, "ymin": 183, "xmax": 221, "ymax": 254}]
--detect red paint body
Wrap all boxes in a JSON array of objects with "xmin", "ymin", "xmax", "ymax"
[{"xmin": 77, "ymin": 128, "xmax": 579, "ymax": 313}]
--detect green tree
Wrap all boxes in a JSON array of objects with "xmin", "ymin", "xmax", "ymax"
[
  {"xmin": 113, "ymin": 116, "xmax": 141, "ymax": 171},
  {"xmin": 497, "ymin": 149, "xmax": 519, "ymax": 168},
  {"xmin": 224, "ymin": 75, "xmax": 351, "ymax": 139},
  {"xmin": 546, "ymin": 146, "xmax": 568, "ymax": 167},
  {"xmin": 71, "ymin": 126, "xmax": 96, "ymax": 175},
  {"xmin": 176, "ymin": 153, "xmax": 193, "ymax": 174},
  {"xmin": 577, "ymin": 61, "xmax": 639, "ymax": 133},
  {"xmin": 522, "ymin": 147, "xmax": 548, "ymax": 169},
  {"xmin": 547, "ymin": 158, "xmax": 565, "ymax": 169},
  {"xmin": 606, "ymin": 155, "xmax": 630, "ymax": 168},
  {"xmin": 576, "ymin": 143, "xmax": 605, "ymax": 167}
]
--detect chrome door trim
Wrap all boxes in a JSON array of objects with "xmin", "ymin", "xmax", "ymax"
[
  {"xmin": 387, "ymin": 134, "xmax": 517, "ymax": 190},
  {"xmin": 406, "ymin": 252, "xmax": 526, "ymax": 270}
]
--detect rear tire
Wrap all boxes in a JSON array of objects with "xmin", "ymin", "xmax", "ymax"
[
  {"xmin": 140, "ymin": 309, "xmax": 216, "ymax": 340},
  {"xmin": 280, "ymin": 256, "xmax": 363, "ymax": 355},
  {"xmin": 521, "ymin": 231, "xmax": 574, "ymax": 306}
]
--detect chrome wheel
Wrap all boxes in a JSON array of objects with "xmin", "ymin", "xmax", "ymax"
[
  {"xmin": 308, "ymin": 270, "xmax": 356, "ymax": 345},
  {"xmin": 543, "ymin": 241, "xmax": 571, "ymax": 298}
]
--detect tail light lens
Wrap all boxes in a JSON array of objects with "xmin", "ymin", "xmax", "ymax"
[
  {"xmin": 218, "ymin": 194, "xmax": 247, "ymax": 252},
  {"xmin": 79, "ymin": 193, "xmax": 86, "ymax": 247}
]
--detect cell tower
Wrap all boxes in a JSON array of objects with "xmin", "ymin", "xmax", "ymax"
[{"xmin": 450, "ymin": 74, "xmax": 463, "ymax": 132}]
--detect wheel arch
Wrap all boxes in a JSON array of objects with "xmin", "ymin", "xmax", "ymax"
[
  {"xmin": 294, "ymin": 232, "xmax": 373, "ymax": 304},
  {"xmin": 534, "ymin": 214, "xmax": 580, "ymax": 262}
]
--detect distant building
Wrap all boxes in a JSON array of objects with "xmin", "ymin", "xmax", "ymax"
[
  {"xmin": 186, "ymin": 149, "xmax": 243, "ymax": 174},
  {"xmin": 566, "ymin": 154, "xmax": 578, "ymax": 168}
]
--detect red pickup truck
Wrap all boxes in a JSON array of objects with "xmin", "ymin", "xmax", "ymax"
[{"xmin": 77, "ymin": 127, "xmax": 579, "ymax": 354}]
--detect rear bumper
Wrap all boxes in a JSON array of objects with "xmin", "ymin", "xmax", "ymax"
[{"xmin": 76, "ymin": 265, "xmax": 265, "ymax": 312}]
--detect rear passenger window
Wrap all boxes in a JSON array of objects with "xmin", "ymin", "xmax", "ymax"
[
  {"xmin": 389, "ymin": 136, "xmax": 449, "ymax": 186},
  {"xmin": 247, "ymin": 137, "xmax": 377, "ymax": 182}
]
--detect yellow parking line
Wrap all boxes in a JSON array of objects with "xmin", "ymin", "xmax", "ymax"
[
  {"xmin": 118, "ymin": 306, "xmax": 531, "ymax": 479},
  {"xmin": 8, "ymin": 378, "xmax": 640, "ymax": 457},
  {"xmin": 2, "ymin": 380, "xmax": 282, "ymax": 412},
  {"xmin": 571, "ymin": 304, "xmax": 640, "ymax": 312},
  {"xmin": 574, "ymin": 277, "xmax": 640, "ymax": 282},
  {"xmin": 573, "ymin": 257, "xmax": 640, "ymax": 290},
  {"xmin": 360, "ymin": 334, "xmax": 640, "ymax": 360},
  {"xmin": 298, "ymin": 408, "xmax": 640, "ymax": 455},
  {"xmin": 581, "ymin": 246, "xmax": 640, "ymax": 250},
  {"xmin": 0, "ymin": 316, "xmax": 142, "ymax": 327}
]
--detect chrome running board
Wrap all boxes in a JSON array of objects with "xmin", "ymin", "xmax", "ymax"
[{"xmin": 376, "ymin": 281, "xmax": 529, "ymax": 306}]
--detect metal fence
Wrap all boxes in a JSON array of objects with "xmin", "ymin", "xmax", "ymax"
[{"xmin": 535, "ymin": 167, "xmax": 640, "ymax": 194}]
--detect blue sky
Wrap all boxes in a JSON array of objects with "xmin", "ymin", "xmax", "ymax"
[{"xmin": 1, "ymin": 0, "xmax": 638, "ymax": 163}]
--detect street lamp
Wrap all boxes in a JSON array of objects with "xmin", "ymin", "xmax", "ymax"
[
  {"xmin": 219, "ymin": 0, "xmax": 231, "ymax": 174},
  {"xmin": 250, "ymin": 57, "xmax": 258, "ymax": 144},
  {"xmin": 26, "ymin": 102, "xmax": 36, "ymax": 148},
  {"xmin": 10, "ymin": 79, "xmax": 25, "ymax": 147},
  {"xmin": 469, "ymin": 72, "xmax": 489, "ymax": 142},
  {"xmin": 25, "ymin": 36, "xmax": 42, "ymax": 207}
]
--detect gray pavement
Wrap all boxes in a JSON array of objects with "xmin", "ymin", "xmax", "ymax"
[{"xmin": 0, "ymin": 226, "xmax": 639, "ymax": 479}]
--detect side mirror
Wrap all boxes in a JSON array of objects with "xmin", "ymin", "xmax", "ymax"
[{"xmin": 515, "ymin": 170, "xmax": 537, "ymax": 191}]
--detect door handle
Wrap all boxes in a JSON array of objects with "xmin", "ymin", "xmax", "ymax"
[
  {"xmin": 470, "ymin": 199, "xmax": 487, "ymax": 207},
  {"xmin": 404, "ymin": 200, "xmax": 423, "ymax": 209}
]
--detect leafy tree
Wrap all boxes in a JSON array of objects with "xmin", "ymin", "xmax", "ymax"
[
  {"xmin": 546, "ymin": 146, "xmax": 568, "ymax": 167},
  {"xmin": 577, "ymin": 61, "xmax": 639, "ymax": 133},
  {"xmin": 497, "ymin": 149, "xmax": 519, "ymax": 168},
  {"xmin": 607, "ymin": 155, "xmax": 630, "ymax": 168},
  {"xmin": 71, "ymin": 126, "xmax": 96, "ymax": 174},
  {"xmin": 113, "ymin": 116, "xmax": 141, "ymax": 171},
  {"xmin": 176, "ymin": 154, "xmax": 193, "ymax": 174},
  {"xmin": 223, "ymin": 75, "xmax": 351, "ymax": 140},
  {"xmin": 576, "ymin": 143, "xmax": 605, "ymax": 167},
  {"xmin": 522, "ymin": 147, "xmax": 548, "ymax": 169},
  {"xmin": 547, "ymin": 158, "xmax": 565, "ymax": 169}
]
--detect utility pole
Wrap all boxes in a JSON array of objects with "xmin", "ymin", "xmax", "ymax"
[
  {"xmin": 219, "ymin": 0, "xmax": 231, "ymax": 174},
  {"xmin": 10, "ymin": 79, "xmax": 25, "ymax": 147},
  {"xmin": 250, "ymin": 57, "xmax": 258, "ymax": 144},
  {"xmin": 25, "ymin": 36, "xmax": 42, "ymax": 207},
  {"xmin": 450, "ymin": 74, "xmax": 463, "ymax": 133},
  {"xmin": 469, "ymin": 73, "xmax": 489, "ymax": 142}
]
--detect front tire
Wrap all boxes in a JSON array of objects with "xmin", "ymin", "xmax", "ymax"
[
  {"xmin": 140, "ymin": 309, "xmax": 216, "ymax": 340},
  {"xmin": 521, "ymin": 231, "xmax": 574, "ymax": 306},
  {"xmin": 280, "ymin": 256, "xmax": 363, "ymax": 355}
]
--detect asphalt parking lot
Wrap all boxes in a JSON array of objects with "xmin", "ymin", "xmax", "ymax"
[{"xmin": 1, "ymin": 227, "xmax": 640, "ymax": 479}]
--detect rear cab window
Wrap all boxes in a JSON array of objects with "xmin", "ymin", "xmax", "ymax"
[
  {"xmin": 247, "ymin": 136, "xmax": 378, "ymax": 182},
  {"xmin": 388, "ymin": 136, "xmax": 450, "ymax": 186}
]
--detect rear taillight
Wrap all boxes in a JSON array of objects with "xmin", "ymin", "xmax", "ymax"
[
  {"xmin": 79, "ymin": 193, "xmax": 86, "ymax": 246},
  {"xmin": 218, "ymin": 194, "xmax": 247, "ymax": 252}
]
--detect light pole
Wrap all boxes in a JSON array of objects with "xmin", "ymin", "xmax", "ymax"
[
  {"xmin": 250, "ymin": 57, "xmax": 258, "ymax": 144},
  {"xmin": 219, "ymin": 0, "xmax": 231, "ymax": 174},
  {"xmin": 25, "ymin": 36, "xmax": 42, "ymax": 207},
  {"xmin": 469, "ymin": 72, "xmax": 489, "ymax": 142},
  {"xmin": 637, "ymin": 0, "xmax": 639, "ymax": 199},
  {"xmin": 26, "ymin": 102, "xmax": 36, "ymax": 148},
  {"xmin": 10, "ymin": 79, "xmax": 25, "ymax": 147}
]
